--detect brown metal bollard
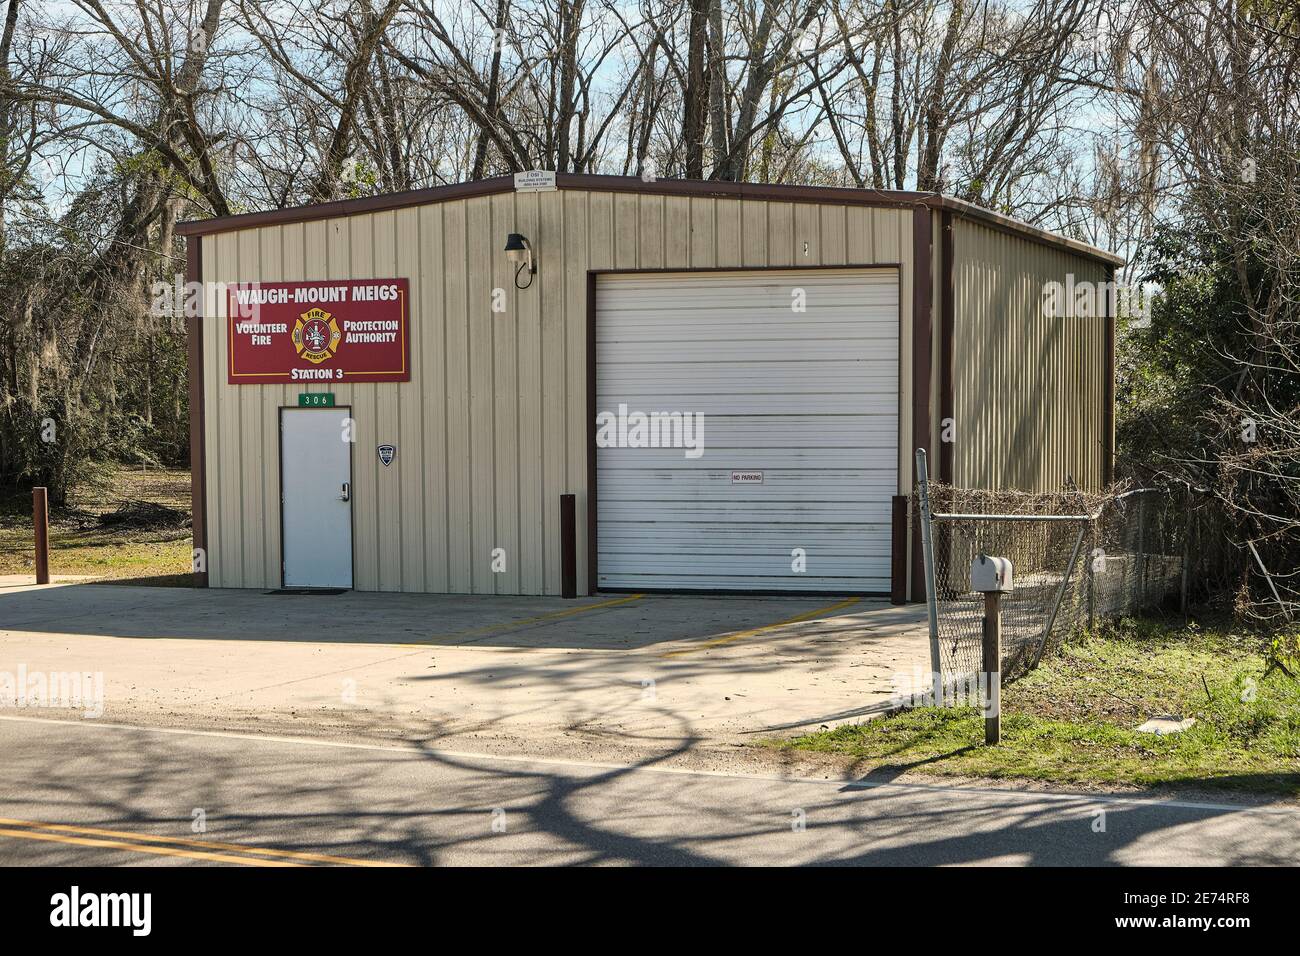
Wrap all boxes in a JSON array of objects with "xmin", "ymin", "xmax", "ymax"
[
  {"xmin": 33, "ymin": 486, "xmax": 50, "ymax": 585},
  {"xmin": 560, "ymin": 494, "xmax": 577, "ymax": 599}
]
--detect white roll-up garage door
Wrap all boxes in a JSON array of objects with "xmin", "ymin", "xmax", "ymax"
[{"xmin": 595, "ymin": 268, "xmax": 899, "ymax": 592}]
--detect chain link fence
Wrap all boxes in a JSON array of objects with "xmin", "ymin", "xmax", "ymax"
[{"xmin": 916, "ymin": 454, "xmax": 1231, "ymax": 681}]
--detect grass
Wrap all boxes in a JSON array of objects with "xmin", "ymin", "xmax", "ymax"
[
  {"xmin": 772, "ymin": 618, "xmax": 1300, "ymax": 796},
  {"xmin": 0, "ymin": 466, "xmax": 193, "ymax": 586}
]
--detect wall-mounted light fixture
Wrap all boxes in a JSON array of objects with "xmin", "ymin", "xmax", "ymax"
[{"xmin": 505, "ymin": 233, "xmax": 536, "ymax": 289}]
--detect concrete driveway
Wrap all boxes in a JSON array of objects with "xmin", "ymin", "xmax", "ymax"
[{"xmin": 0, "ymin": 582, "xmax": 927, "ymax": 759}]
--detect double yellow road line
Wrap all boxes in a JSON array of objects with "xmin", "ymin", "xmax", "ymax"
[{"xmin": 0, "ymin": 817, "xmax": 402, "ymax": 867}]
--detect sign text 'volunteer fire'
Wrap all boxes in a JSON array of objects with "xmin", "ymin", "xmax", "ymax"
[{"xmin": 227, "ymin": 279, "xmax": 410, "ymax": 384}]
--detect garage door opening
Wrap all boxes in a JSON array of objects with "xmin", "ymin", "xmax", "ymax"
[{"xmin": 594, "ymin": 268, "xmax": 900, "ymax": 593}]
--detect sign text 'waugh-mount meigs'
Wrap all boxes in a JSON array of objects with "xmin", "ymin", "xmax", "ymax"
[{"xmin": 227, "ymin": 278, "xmax": 410, "ymax": 384}]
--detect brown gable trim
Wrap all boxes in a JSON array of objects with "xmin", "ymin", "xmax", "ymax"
[
  {"xmin": 176, "ymin": 173, "xmax": 1123, "ymax": 267},
  {"xmin": 941, "ymin": 198, "xmax": 1125, "ymax": 267},
  {"xmin": 559, "ymin": 173, "xmax": 933, "ymax": 210},
  {"xmin": 175, "ymin": 175, "xmax": 516, "ymax": 237},
  {"xmin": 185, "ymin": 236, "xmax": 208, "ymax": 587}
]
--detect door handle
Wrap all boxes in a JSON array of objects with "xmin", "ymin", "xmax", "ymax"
[{"xmin": 339, "ymin": 481, "xmax": 351, "ymax": 502}]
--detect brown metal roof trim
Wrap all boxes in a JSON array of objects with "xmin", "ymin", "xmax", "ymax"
[
  {"xmin": 909, "ymin": 206, "xmax": 934, "ymax": 602},
  {"xmin": 1102, "ymin": 263, "xmax": 1118, "ymax": 486},
  {"xmin": 175, "ymin": 174, "xmax": 516, "ymax": 237},
  {"xmin": 938, "ymin": 210, "xmax": 955, "ymax": 485},
  {"xmin": 176, "ymin": 173, "xmax": 1124, "ymax": 267},
  {"xmin": 938, "ymin": 196, "xmax": 1124, "ymax": 267}
]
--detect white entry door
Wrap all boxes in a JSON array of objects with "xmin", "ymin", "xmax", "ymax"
[
  {"xmin": 596, "ymin": 269, "xmax": 899, "ymax": 593},
  {"xmin": 281, "ymin": 407, "xmax": 353, "ymax": 588}
]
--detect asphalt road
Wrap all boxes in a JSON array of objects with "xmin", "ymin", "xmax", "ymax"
[{"xmin": 0, "ymin": 715, "xmax": 1296, "ymax": 866}]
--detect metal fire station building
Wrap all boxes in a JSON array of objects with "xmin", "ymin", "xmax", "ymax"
[{"xmin": 178, "ymin": 172, "xmax": 1122, "ymax": 600}]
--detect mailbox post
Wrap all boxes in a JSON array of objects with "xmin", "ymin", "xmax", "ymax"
[{"xmin": 971, "ymin": 554, "xmax": 1013, "ymax": 745}]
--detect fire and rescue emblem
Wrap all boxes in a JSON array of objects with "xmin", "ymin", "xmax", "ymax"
[{"xmin": 293, "ymin": 308, "xmax": 342, "ymax": 365}]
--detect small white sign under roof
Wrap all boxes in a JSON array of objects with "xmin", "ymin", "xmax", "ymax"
[{"xmin": 514, "ymin": 170, "xmax": 557, "ymax": 192}]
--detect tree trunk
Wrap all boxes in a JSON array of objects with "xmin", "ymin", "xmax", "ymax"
[
  {"xmin": 473, "ymin": 0, "xmax": 510, "ymax": 179},
  {"xmin": 555, "ymin": 0, "xmax": 584, "ymax": 172},
  {"xmin": 682, "ymin": 0, "xmax": 708, "ymax": 178}
]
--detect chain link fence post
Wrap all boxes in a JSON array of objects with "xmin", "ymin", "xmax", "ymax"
[{"xmin": 914, "ymin": 448, "xmax": 943, "ymax": 701}]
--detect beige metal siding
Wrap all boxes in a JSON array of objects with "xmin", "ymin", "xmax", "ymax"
[
  {"xmin": 201, "ymin": 191, "xmax": 915, "ymax": 593},
  {"xmin": 949, "ymin": 218, "xmax": 1108, "ymax": 491}
]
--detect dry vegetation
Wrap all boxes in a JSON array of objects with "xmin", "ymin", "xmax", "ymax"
[
  {"xmin": 776, "ymin": 619, "xmax": 1300, "ymax": 796},
  {"xmin": 0, "ymin": 465, "xmax": 192, "ymax": 584}
]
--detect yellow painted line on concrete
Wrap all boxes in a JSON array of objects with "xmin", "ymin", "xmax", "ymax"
[
  {"xmin": 659, "ymin": 597, "xmax": 861, "ymax": 658},
  {"xmin": 397, "ymin": 592, "xmax": 646, "ymax": 646},
  {"xmin": 0, "ymin": 817, "xmax": 402, "ymax": 867},
  {"xmin": 0, "ymin": 826, "xmax": 298, "ymax": 866}
]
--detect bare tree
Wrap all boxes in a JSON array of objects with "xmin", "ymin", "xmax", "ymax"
[
  {"xmin": 817, "ymin": 0, "xmax": 1105, "ymax": 208},
  {"xmin": 681, "ymin": 0, "xmax": 708, "ymax": 176},
  {"xmin": 1108, "ymin": 0, "xmax": 1300, "ymax": 628},
  {"xmin": 1, "ymin": 0, "xmax": 1151, "ymax": 506}
]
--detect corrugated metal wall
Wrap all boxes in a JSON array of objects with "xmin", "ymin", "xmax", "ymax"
[
  {"xmin": 949, "ymin": 217, "xmax": 1109, "ymax": 491},
  {"xmin": 200, "ymin": 191, "xmax": 916, "ymax": 593}
]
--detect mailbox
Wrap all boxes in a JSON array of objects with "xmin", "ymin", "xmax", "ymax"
[{"xmin": 971, "ymin": 554, "xmax": 1013, "ymax": 593}]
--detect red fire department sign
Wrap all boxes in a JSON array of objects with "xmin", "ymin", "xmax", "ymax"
[{"xmin": 227, "ymin": 279, "xmax": 410, "ymax": 384}]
